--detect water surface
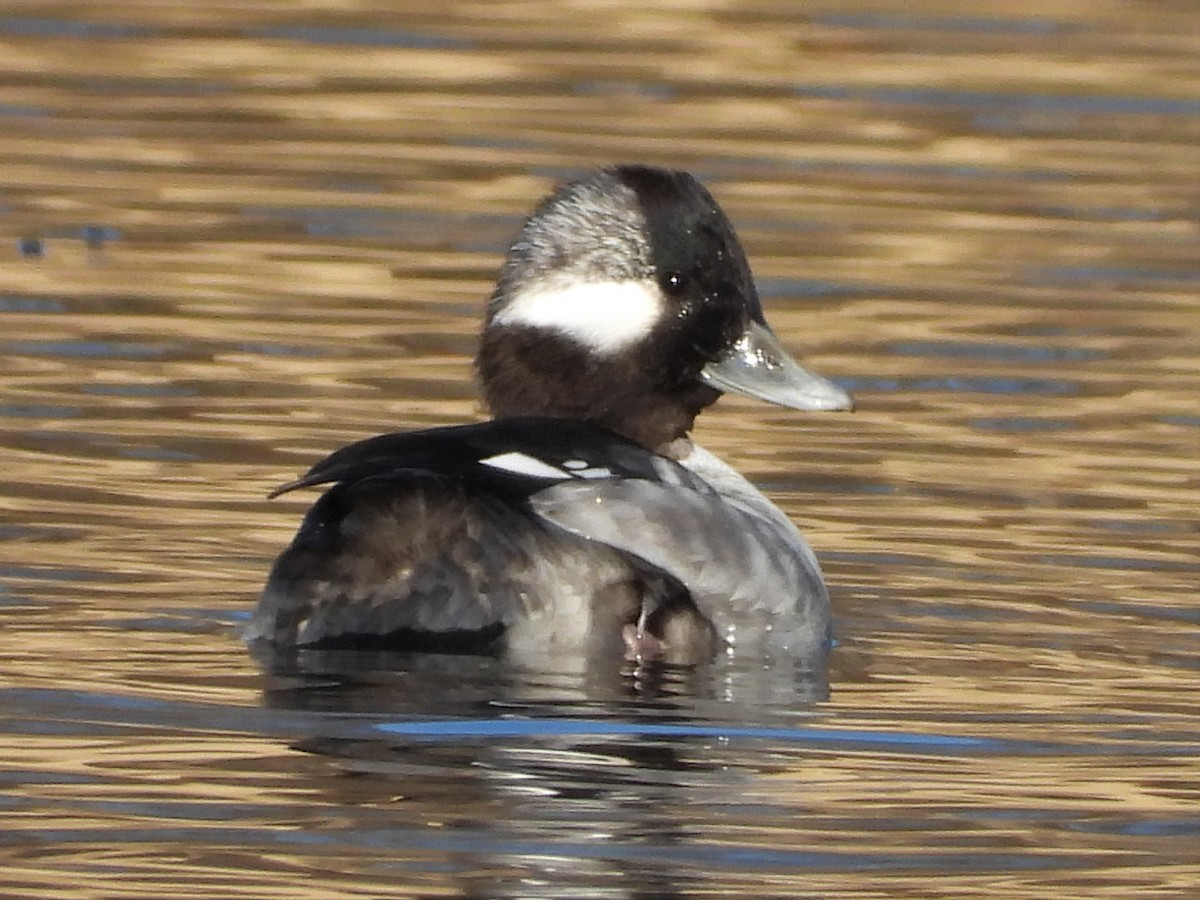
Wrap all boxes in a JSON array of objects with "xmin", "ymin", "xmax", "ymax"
[{"xmin": 1, "ymin": 1, "xmax": 1197, "ymax": 897}]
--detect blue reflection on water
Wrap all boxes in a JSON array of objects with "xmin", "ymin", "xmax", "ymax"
[
  {"xmin": 235, "ymin": 342, "xmax": 323, "ymax": 357},
  {"xmin": 119, "ymin": 447, "xmax": 198, "ymax": 462},
  {"xmin": 0, "ymin": 17, "xmax": 151, "ymax": 39},
  {"xmin": 1074, "ymin": 817, "xmax": 1200, "ymax": 837},
  {"xmin": 81, "ymin": 383, "xmax": 193, "ymax": 397},
  {"xmin": 970, "ymin": 417, "xmax": 1072, "ymax": 432},
  {"xmin": 574, "ymin": 81, "xmax": 675, "ymax": 99},
  {"xmin": 1033, "ymin": 554, "xmax": 1200, "ymax": 573},
  {"xmin": 840, "ymin": 376, "xmax": 1078, "ymax": 395},
  {"xmin": 757, "ymin": 277, "xmax": 866, "ymax": 299},
  {"xmin": 248, "ymin": 25, "xmax": 471, "ymax": 49},
  {"xmin": 243, "ymin": 205, "xmax": 514, "ymax": 241},
  {"xmin": 785, "ymin": 156, "xmax": 1069, "ymax": 181},
  {"xmin": 0, "ymin": 296, "xmax": 65, "ymax": 313},
  {"xmin": 890, "ymin": 340, "xmax": 1104, "ymax": 362},
  {"xmin": 1075, "ymin": 599, "xmax": 1199, "ymax": 626},
  {"xmin": 0, "ymin": 103, "xmax": 45, "ymax": 118},
  {"xmin": 794, "ymin": 84, "xmax": 1200, "ymax": 117},
  {"xmin": 4, "ymin": 340, "xmax": 172, "ymax": 359},
  {"xmin": 0, "ymin": 565, "xmax": 113, "ymax": 583},
  {"xmin": 814, "ymin": 12, "xmax": 1069, "ymax": 35},
  {"xmin": 0, "ymin": 404, "xmax": 80, "ymax": 419},
  {"xmin": 1032, "ymin": 205, "xmax": 1165, "ymax": 223},
  {"xmin": 377, "ymin": 717, "xmax": 1002, "ymax": 750},
  {"xmin": 1029, "ymin": 265, "xmax": 1200, "ymax": 284}
]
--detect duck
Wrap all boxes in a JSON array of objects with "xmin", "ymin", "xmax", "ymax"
[{"xmin": 246, "ymin": 164, "xmax": 852, "ymax": 666}]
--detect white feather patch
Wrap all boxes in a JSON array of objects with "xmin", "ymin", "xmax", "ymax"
[
  {"xmin": 492, "ymin": 279, "xmax": 663, "ymax": 353},
  {"xmin": 480, "ymin": 451, "xmax": 566, "ymax": 479},
  {"xmin": 562, "ymin": 459, "xmax": 612, "ymax": 479},
  {"xmin": 573, "ymin": 467, "xmax": 613, "ymax": 479}
]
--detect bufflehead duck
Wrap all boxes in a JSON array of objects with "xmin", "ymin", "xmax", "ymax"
[{"xmin": 248, "ymin": 165, "xmax": 852, "ymax": 664}]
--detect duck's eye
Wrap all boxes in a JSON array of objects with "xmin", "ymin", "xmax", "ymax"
[{"xmin": 663, "ymin": 272, "xmax": 690, "ymax": 296}]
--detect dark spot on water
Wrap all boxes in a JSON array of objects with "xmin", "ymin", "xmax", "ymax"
[
  {"xmin": 82, "ymin": 225, "xmax": 120, "ymax": 248},
  {"xmin": 19, "ymin": 237, "xmax": 44, "ymax": 259}
]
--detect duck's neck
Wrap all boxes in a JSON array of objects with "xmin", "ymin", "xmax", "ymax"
[{"xmin": 476, "ymin": 325, "xmax": 720, "ymax": 452}]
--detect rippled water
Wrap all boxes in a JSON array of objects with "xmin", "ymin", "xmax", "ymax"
[{"xmin": 2, "ymin": 2, "xmax": 1198, "ymax": 897}]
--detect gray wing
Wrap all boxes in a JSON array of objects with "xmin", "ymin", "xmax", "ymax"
[
  {"xmin": 529, "ymin": 479, "xmax": 831, "ymax": 654},
  {"xmin": 247, "ymin": 476, "xmax": 640, "ymax": 656}
]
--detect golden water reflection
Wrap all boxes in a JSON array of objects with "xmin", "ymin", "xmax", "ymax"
[{"xmin": 1, "ymin": 1, "xmax": 1198, "ymax": 898}]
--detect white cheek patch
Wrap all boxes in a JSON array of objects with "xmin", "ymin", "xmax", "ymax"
[{"xmin": 492, "ymin": 279, "xmax": 664, "ymax": 354}]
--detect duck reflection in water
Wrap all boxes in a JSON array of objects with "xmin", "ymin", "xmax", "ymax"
[{"xmin": 257, "ymin": 647, "xmax": 833, "ymax": 898}]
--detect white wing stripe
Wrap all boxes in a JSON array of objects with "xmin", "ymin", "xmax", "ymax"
[{"xmin": 480, "ymin": 452, "xmax": 566, "ymax": 479}]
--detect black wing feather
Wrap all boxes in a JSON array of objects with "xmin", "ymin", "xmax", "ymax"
[{"xmin": 268, "ymin": 416, "xmax": 706, "ymax": 499}]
